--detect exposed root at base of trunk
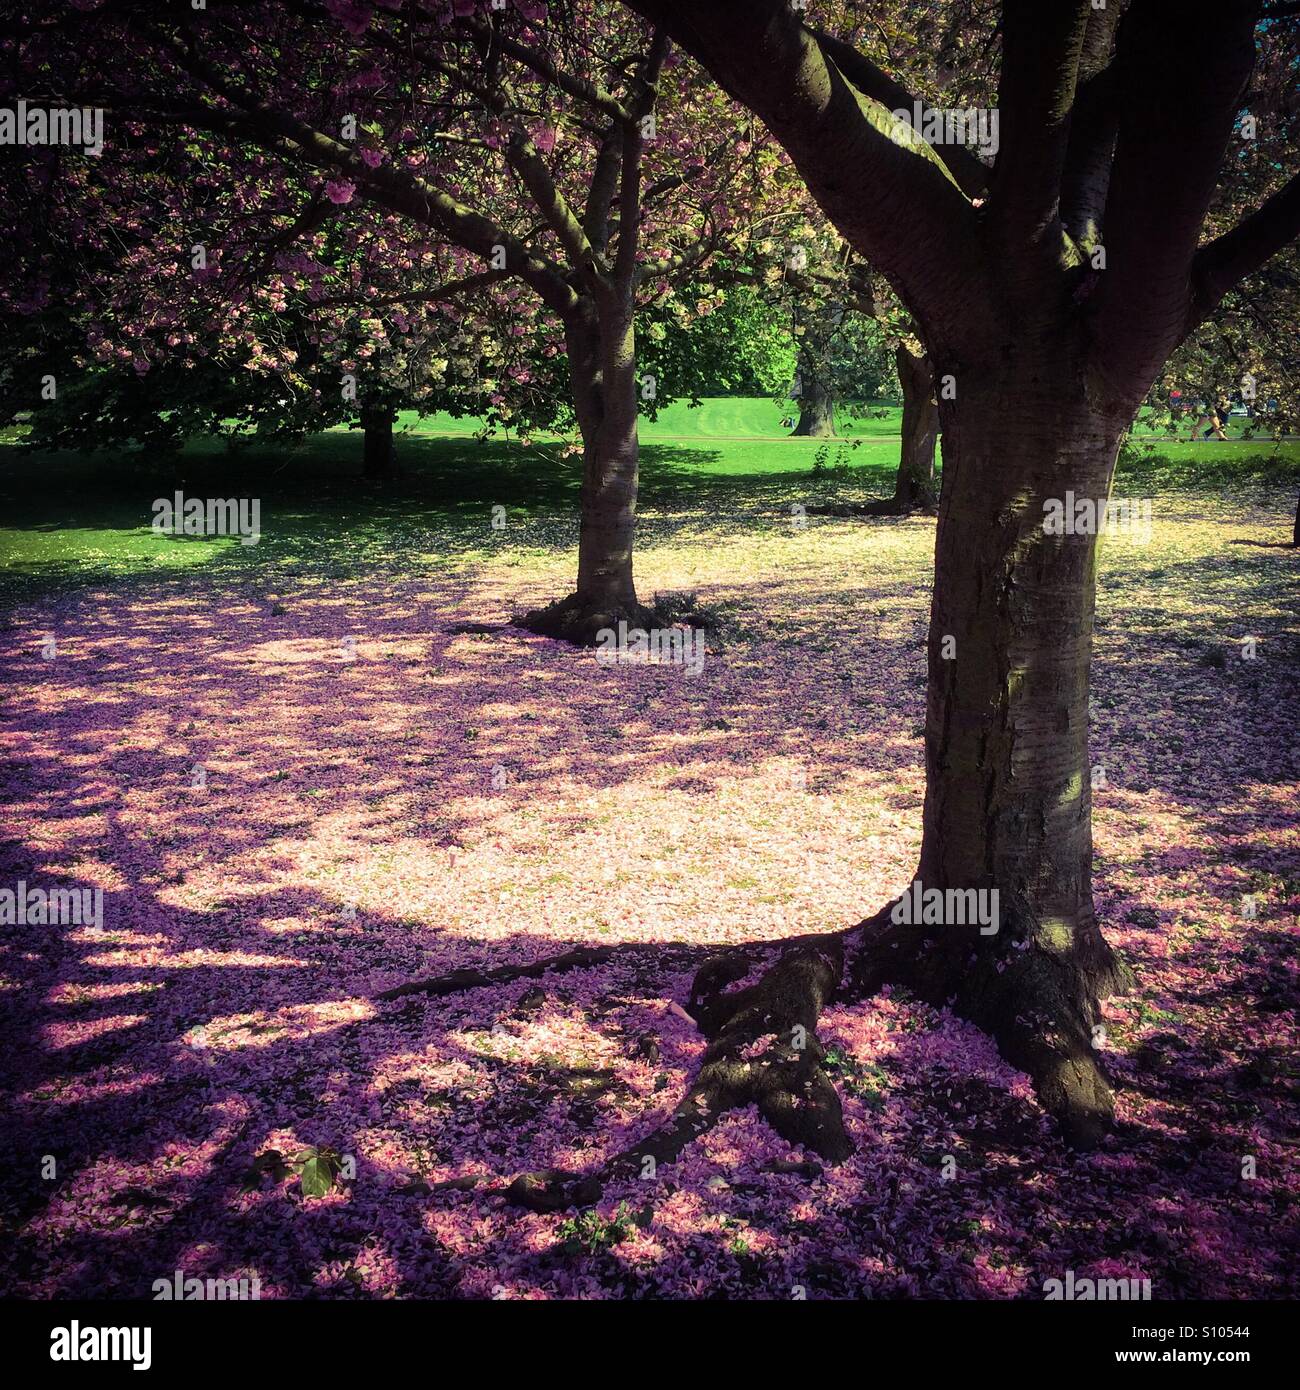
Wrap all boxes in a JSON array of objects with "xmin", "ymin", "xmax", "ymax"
[
  {"xmin": 515, "ymin": 588, "xmax": 727, "ymax": 649},
  {"xmin": 373, "ymin": 934, "xmax": 803, "ymax": 1004},
  {"xmin": 507, "ymin": 937, "xmax": 852, "ymax": 1211},
  {"xmin": 947, "ymin": 949, "xmax": 1121, "ymax": 1151},
  {"xmin": 514, "ymin": 592, "xmax": 659, "ymax": 647},
  {"xmin": 859, "ymin": 492, "xmax": 938, "ymax": 517},
  {"xmin": 845, "ymin": 908, "xmax": 1126, "ymax": 1152},
  {"xmin": 376, "ymin": 945, "xmax": 628, "ymax": 1001},
  {"xmin": 804, "ymin": 495, "xmax": 936, "ymax": 518},
  {"xmin": 389, "ymin": 907, "xmax": 1128, "ymax": 1211}
]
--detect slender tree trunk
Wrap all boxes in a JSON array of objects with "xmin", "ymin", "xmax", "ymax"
[
  {"xmin": 519, "ymin": 292, "xmax": 652, "ymax": 644},
  {"xmin": 791, "ymin": 346, "xmax": 835, "ymax": 437},
  {"xmin": 891, "ymin": 344, "xmax": 938, "ymax": 510},
  {"xmin": 361, "ymin": 404, "xmax": 396, "ymax": 478},
  {"xmin": 1293, "ymin": 487, "xmax": 1299, "ymax": 547},
  {"xmin": 575, "ymin": 293, "xmax": 641, "ymax": 610}
]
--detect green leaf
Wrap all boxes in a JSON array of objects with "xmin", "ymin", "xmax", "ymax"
[
  {"xmin": 295, "ymin": 1147, "xmax": 342, "ymax": 1198},
  {"xmin": 299, "ymin": 1153, "xmax": 335, "ymax": 1198}
]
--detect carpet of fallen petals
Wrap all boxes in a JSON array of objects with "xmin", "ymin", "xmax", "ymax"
[{"xmin": 1, "ymin": 484, "xmax": 1296, "ymax": 1299}]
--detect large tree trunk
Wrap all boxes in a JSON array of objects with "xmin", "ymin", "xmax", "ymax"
[
  {"xmin": 790, "ymin": 340, "xmax": 835, "ymax": 437},
  {"xmin": 361, "ymin": 404, "xmax": 396, "ymax": 479},
  {"xmin": 518, "ymin": 293, "xmax": 654, "ymax": 645},
  {"xmin": 890, "ymin": 344, "xmax": 938, "ymax": 510},
  {"xmin": 876, "ymin": 360, "xmax": 1134, "ymax": 1146}
]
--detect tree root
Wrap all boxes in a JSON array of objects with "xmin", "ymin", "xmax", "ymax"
[
  {"xmin": 373, "ymin": 925, "xmax": 837, "ymax": 1006},
  {"xmin": 379, "ymin": 906, "xmax": 1128, "ymax": 1211},
  {"xmin": 860, "ymin": 494, "xmax": 937, "ymax": 517},
  {"xmin": 514, "ymin": 592, "xmax": 660, "ymax": 648},
  {"xmin": 506, "ymin": 936, "xmax": 853, "ymax": 1211},
  {"xmin": 514, "ymin": 589, "xmax": 723, "ymax": 649},
  {"xmin": 944, "ymin": 948, "xmax": 1120, "ymax": 1151},
  {"xmin": 376, "ymin": 944, "xmax": 659, "ymax": 1001},
  {"xmin": 805, "ymin": 496, "xmax": 936, "ymax": 518},
  {"xmin": 844, "ymin": 906, "xmax": 1124, "ymax": 1150}
]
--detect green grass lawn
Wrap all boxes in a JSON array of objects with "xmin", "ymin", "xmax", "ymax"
[
  {"xmin": 399, "ymin": 395, "xmax": 1286, "ymax": 443},
  {"xmin": 395, "ymin": 395, "xmax": 906, "ymax": 441},
  {"xmin": 1, "ymin": 397, "xmax": 1296, "ymax": 600}
]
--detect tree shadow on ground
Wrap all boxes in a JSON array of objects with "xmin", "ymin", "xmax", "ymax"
[{"xmin": 0, "ymin": 480, "xmax": 1295, "ymax": 1297}]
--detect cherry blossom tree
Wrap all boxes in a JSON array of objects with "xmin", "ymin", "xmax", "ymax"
[
  {"xmin": 590, "ymin": 0, "xmax": 1300, "ymax": 1153},
  {"xmin": 1, "ymin": 0, "xmax": 792, "ymax": 639}
]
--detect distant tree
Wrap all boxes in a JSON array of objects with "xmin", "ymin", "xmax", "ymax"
[
  {"xmin": 641, "ymin": 280, "xmax": 795, "ymax": 401},
  {"xmin": 786, "ymin": 298, "xmax": 895, "ymax": 438}
]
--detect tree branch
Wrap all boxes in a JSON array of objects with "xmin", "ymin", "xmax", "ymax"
[
  {"xmin": 809, "ymin": 26, "xmax": 990, "ymax": 200},
  {"xmin": 1186, "ymin": 169, "xmax": 1300, "ymax": 336},
  {"xmin": 613, "ymin": 28, "xmax": 669, "ymax": 290},
  {"xmin": 1060, "ymin": 0, "xmax": 1124, "ymax": 246},
  {"xmin": 989, "ymin": 0, "xmax": 1092, "ymax": 256},
  {"xmin": 582, "ymin": 123, "xmax": 623, "ymax": 252},
  {"xmin": 469, "ymin": 23, "xmax": 634, "ymax": 126},
  {"xmin": 1089, "ymin": 0, "xmax": 1259, "ymax": 403},
  {"xmin": 619, "ymin": 0, "xmax": 994, "ymax": 353},
  {"xmin": 142, "ymin": 26, "xmax": 579, "ymax": 314},
  {"xmin": 306, "ymin": 268, "xmax": 513, "ymax": 312},
  {"xmin": 505, "ymin": 126, "xmax": 605, "ymax": 286}
]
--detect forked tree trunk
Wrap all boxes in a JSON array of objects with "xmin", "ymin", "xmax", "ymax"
[
  {"xmin": 891, "ymin": 344, "xmax": 938, "ymax": 511},
  {"xmin": 361, "ymin": 404, "xmax": 396, "ymax": 478},
  {"xmin": 519, "ymin": 293, "xmax": 653, "ymax": 645}
]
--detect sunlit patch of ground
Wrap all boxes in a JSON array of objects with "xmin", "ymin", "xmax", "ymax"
[{"xmin": 0, "ymin": 485, "xmax": 1295, "ymax": 1298}]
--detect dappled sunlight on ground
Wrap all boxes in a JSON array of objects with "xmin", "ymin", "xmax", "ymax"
[{"xmin": 0, "ymin": 484, "xmax": 1296, "ymax": 1298}]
